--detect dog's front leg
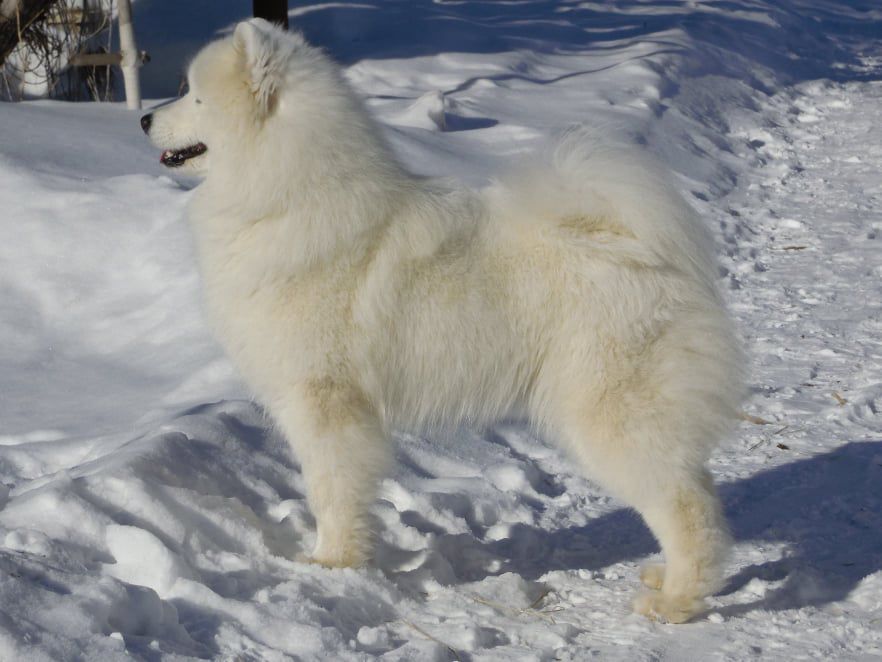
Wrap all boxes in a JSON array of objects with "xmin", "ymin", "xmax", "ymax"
[{"xmin": 272, "ymin": 378, "xmax": 390, "ymax": 568}]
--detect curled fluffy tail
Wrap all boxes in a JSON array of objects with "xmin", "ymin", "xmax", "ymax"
[{"xmin": 491, "ymin": 126, "xmax": 719, "ymax": 285}]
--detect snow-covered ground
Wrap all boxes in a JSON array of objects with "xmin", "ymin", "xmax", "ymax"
[{"xmin": 1, "ymin": 1, "xmax": 881, "ymax": 659}]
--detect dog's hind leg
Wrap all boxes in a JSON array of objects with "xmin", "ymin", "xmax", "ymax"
[
  {"xmin": 556, "ymin": 409, "xmax": 731, "ymax": 623},
  {"xmin": 629, "ymin": 467, "xmax": 730, "ymax": 622},
  {"xmin": 272, "ymin": 379, "xmax": 391, "ymax": 568}
]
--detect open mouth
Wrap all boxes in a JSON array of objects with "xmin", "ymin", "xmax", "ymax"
[{"xmin": 160, "ymin": 143, "xmax": 208, "ymax": 167}]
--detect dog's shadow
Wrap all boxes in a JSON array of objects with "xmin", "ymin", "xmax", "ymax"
[
  {"xmin": 381, "ymin": 438, "xmax": 882, "ymax": 616},
  {"xmin": 148, "ymin": 403, "xmax": 879, "ymax": 656}
]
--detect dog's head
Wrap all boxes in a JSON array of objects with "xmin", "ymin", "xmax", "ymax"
[{"xmin": 140, "ymin": 18, "xmax": 323, "ymax": 176}]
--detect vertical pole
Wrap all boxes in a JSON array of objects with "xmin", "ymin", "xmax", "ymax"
[
  {"xmin": 253, "ymin": 0, "xmax": 288, "ymax": 29},
  {"xmin": 117, "ymin": 0, "xmax": 141, "ymax": 109}
]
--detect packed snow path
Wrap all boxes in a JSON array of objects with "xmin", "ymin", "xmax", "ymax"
[{"xmin": 1, "ymin": 2, "xmax": 881, "ymax": 660}]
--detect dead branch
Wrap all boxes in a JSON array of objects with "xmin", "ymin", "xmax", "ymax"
[{"xmin": 0, "ymin": 0, "xmax": 59, "ymax": 65}]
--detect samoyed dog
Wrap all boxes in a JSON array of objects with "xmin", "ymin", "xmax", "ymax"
[{"xmin": 142, "ymin": 18, "xmax": 743, "ymax": 622}]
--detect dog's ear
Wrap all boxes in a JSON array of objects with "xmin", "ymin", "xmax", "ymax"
[{"xmin": 233, "ymin": 19, "xmax": 280, "ymax": 115}]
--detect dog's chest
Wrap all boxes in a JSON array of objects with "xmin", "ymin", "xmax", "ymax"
[{"xmin": 200, "ymin": 243, "xmax": 360, "ymax": 391}]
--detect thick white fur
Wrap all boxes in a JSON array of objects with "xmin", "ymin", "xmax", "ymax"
[{"xmin": 147, "ymin": 19, "xmax": 744, "ymax": 622}]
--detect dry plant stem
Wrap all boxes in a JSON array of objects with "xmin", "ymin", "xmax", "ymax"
[
  {"xmin": 1, "ymin": 0, "xmax": 113, "ymax": 101},
  {"xmin": 401, "ymin": 620, "xmax": 461, "ymax": 659}
]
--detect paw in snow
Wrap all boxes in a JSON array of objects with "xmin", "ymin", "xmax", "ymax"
[
  {"xmin": 296, "ymin": 535, "xmax": 370, "ymax": 569},
  {"xmin": 633, "ymin": 590, "xmax": 705, "ymax": 624}
]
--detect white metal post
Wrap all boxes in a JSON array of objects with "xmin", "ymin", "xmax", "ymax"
[{"xmin": 116, "ymin": 0, "xmax": 140, "ymax": 110}]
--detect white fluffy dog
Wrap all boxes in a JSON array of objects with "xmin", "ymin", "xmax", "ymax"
[{"xmin": 142, "ymin": 18, "xmax": 743, "ymax": 622}]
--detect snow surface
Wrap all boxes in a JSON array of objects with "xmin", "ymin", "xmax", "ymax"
[{"xmin": 2, "ymin": 1, "xmax": 882, "ymax": 659}]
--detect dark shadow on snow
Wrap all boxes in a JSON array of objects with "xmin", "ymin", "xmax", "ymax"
[
  {"xmin": 135, "ymin": 1, "xmax": 882, "ymax": 98},
  {"xmin": 147, "ymin": 400, "xmax": 881, "ymax": 652},
  {"xmin": 386, "ymin": 440, "xmax": 882, "ymax": 617},
  {"xmin": 290, "ymin": 0, "xmax": 882, "ymax": 85}
]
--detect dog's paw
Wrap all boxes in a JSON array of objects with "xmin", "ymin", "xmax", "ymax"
[
  {"xmin": 298, "ymin": 539, "xmax": 369, "ymax": 569},
  {"xmin": 295, "ymin": 552, "xmax": 366, "ymax": 568},
  {"xmin": 633, "ymin": 590, "xmax": 705, "ymax": 624},
  {"xmin": 639, "ymin": 563, "xmax": 666, "ymax": 590}
]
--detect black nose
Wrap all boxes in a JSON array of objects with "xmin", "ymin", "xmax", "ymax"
[{"xmin": 140, "ymin": 113, "xmax": 153, "ymax": 135}]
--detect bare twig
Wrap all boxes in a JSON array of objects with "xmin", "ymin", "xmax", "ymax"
[
  {"xmin": 0, "ymin": 0, "xmax": 59, "ymax": 65},
  {"xmin": 740, "ymin": 411, "xmax": 774, "ymax": 425},
  {"xmin": 401, "ymin": 620, "xmax": 461, "ymax": 660},
  {"xmin": 468, "ymin": 589, "xmax": 557, "ymax": 623},
  {"xmin": 747, "ymin": 437, "xmax": 767, "ymax": 451},
  {"xmin": 528, "ymin": 587, "xmax": 551, "ymax": 610},
  {"xmin": 2, "ymin": 0, "xmax": 114, "ymax": 101}
]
